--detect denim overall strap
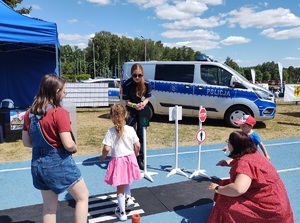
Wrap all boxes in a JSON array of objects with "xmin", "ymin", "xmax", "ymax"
[{"xmin": 29, "ymin": 105, "xmax": 70, "ymax": 160}]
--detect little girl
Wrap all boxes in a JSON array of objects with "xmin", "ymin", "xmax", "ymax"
[{"xmin": 100, "ymin": 104, "xmax": 142, "ymax": 221}]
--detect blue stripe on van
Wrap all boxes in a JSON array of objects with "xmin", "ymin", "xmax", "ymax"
[
  {"xmin": 154, "ymin": 81, "xmax": 193, "ymax": 95},
  {"xmin": 253, "ymin": 100, "xmax": 276, "ymax": 116},
  {"xmin": 108, "ymin": 89, "xmax": 120, "ymax": 97},
  {"xmin": 152, "ymin": 81, "xmax": 235, "ymax": 99}
]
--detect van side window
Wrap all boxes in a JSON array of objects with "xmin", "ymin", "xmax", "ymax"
[
  {"xmin": 108, "ymin": 81, "xmax": 116, "ymax": 88},
  {"xmin": 201, "ymin": 65, "xmax": 232, "ymax": 86},
  {"xmin": 100, "ymin": 81, "xmax": 115, "ymax": 88},
  {"xmin": 155, "ymin": 65, "xmax": 194, "ymax": 83}
]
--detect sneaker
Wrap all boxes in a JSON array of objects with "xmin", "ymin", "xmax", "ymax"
[
  {"xmin": 125, "ymin": 197, "xmax": 135, "ymax": 209},
  {"xmin": 115, "ymin": 207, "xmax": 127, "ymax": 221}
]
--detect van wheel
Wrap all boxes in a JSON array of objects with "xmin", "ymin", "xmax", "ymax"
[
  {"xmin": 225, "ymin": 106, "xmax": 252, "ymax": 128},
  {"xmin": 148, "ymin": 104, "xmax": 154, "ymax": 120}
]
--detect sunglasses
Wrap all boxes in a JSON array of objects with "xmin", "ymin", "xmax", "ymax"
[{"xmin": 132, "ymin": 74, "xmax": 143, "ymax": 78}]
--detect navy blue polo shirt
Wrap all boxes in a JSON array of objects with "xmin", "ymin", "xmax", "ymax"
[{"xmin": 122, "ymin": 77, "xmax": 152, "ymax": 104}]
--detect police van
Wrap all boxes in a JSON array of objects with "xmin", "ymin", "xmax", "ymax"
[
  {"xmin": 81, "ymin": 77, "xmax": 120, "ymax": 105},
  {"xmin": 121, "ymin": 58, "xmax": 276, "ymax": 127}
]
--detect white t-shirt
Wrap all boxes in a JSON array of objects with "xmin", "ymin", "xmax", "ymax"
[{"xmin": 102, "ymin": 125, "xmax": 139, "ymax": 157}]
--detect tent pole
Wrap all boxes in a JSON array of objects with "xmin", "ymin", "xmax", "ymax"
[{"xmin": 55, "ymin": 44, "xmax": 60, "ymax": 76}]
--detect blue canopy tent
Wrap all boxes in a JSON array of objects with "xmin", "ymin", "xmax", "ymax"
[{"xmin": 0, "ymin": 1, "xmax": 60, "ymax": 107}]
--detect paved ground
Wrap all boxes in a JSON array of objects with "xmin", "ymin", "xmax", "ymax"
[{"xmin": 0, "ymin": 136, "xmax": 299, "ymax": 223}]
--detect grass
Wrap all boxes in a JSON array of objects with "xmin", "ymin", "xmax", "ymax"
[{"xmin": 0, "ymin": 100, "xmax": 299, "ymax": 163}]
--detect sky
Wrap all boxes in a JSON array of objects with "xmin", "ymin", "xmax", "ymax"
[{"xmin": 18, "ymin": 0, "xmax": 300, "ymax": 68}]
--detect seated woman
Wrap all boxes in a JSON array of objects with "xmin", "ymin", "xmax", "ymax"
[{"xmin": 207, "ymin": 131, "xmax": 294, "ymax": 223}]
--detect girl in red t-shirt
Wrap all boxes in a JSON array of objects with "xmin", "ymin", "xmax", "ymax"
[{"xmin": 22, "ymin": 74, "xmax": 89, "ymax": 223}]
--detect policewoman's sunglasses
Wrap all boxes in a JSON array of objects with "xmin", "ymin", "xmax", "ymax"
[{"xmin": 132, "ymin": 74, "xmax": 143, "ymax": 78}]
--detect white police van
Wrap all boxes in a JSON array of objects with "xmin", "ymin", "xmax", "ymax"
[
  {"xmin": 81, "ymin": 77, "xmax": 120, "ymax": 105},
  {"xmin": 121, "ymin": 58, "xmax": 276, "ymax": 127}
]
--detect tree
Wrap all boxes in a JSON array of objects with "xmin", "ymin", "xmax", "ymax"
[
  {"xmin": 262, "ymin": 71, "xmax": 271, "ymax": 82},
  {"xmin": 260, "ymin": 61, "xmax": 278, "ymax": 80},
  {"xmin": 243, "ymin": 68, "xmax": 251, "ymax": 80},
  {"xmin": 255, "ymin": 70, "xmax": 263, "ymax": 82},
  {"xmin": 287, "ymin": 66, "xmax": 300, "ymax": 83},
  {"xmin": 224, "ymin": 57, "xmax": 244, "ymax": 74},
  {"xmin": 4, "ymin": 0, "xmax": 32, "ymax": 14}
]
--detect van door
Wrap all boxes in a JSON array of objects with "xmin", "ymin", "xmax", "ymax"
[
  {"xmin": 193, "ymin": 64, "xmax": 235, "ymax": 119},
  {"xmin": 154, "ymin": 64, "xmax": 195, "ymax": 116}
]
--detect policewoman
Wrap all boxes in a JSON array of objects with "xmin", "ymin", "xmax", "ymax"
[{"xmin": 122, "ymin": 63, "xmax": 152, "ymax": 170}]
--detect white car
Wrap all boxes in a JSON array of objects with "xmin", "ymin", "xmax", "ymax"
[{"xmin": 81, "ymin": 78, "xmax": 120, "ymax": 105}]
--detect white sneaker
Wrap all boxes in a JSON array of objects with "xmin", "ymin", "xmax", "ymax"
[
  {"xmin": 126, "ymin": 197, "xmax": 135, "ymax": 209},
  {"xmin": 115, "ymin": 207, "xmax": 127, "ymax": 221}
]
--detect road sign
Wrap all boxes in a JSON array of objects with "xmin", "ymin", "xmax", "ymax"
[
  {"xmin": 199, "ymin": 107, "xmax": 207, "ymax": 122},
  {"xmin": 169, "ymin": 106, "xmax": 182, "ymax": 121},
  {"xmin": 196, "ymin": 129, "xmax": 206, "ymax": 143}
]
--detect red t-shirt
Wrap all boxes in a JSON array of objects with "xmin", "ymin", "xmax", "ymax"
[{"xmin": 23, "ymin": 107, "xmax": 72, "ymax": 148}]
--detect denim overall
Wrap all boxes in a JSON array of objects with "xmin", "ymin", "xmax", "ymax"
[{"xmin": 29, "ymin": 106, "xmax": 81, "ymax": 194}]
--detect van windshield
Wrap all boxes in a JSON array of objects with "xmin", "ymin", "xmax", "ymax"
[{"xmin": 223, "ymin": 64, "xmax": 250, "ymax": 83}]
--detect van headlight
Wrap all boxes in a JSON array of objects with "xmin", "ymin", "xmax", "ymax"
[{"xmin": 253, "ymin": 88, "xmax": 274, "ymax": 101}]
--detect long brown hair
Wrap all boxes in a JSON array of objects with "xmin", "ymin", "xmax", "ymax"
[
  {"xmin": 131, "ymin": 63, "xmax": 146, "ymax": 98},
  {"xmin": 110, "ymin": 104, "xmax": 127, "ymax": 140},
  {"xmin": 31, "ymin": 74, "xmax": 66, "ymax": 115},
  {"xmin": 228, "ymin": 131, "xmax": 257, "ymax": 159}
]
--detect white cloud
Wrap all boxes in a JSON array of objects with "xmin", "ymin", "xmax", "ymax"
[
  {"xmin": 67, "ymin": 19, "xmax": 78, "ymax": 24},
  {"xmin": 31, "ymin": 4, "xmax": 41, "ymax": 10},
  {"xmin": 162, "ymin": 16, "xmax": 225, "ymax": 29},
  {"xmin": 260, "ymin": 27, "xmax": 300, "ymax": 40},
  {"xmin": 220, "ymin": 36, "xmax": 251, "ymax": 45},
  {"xmin": 174, "ymin": 0, "xmax": 208, "ymax": 15},
  {"xmin": 156, "ymin": 1, "xmax": 208, "ymax": 20},
  {"xmin": 161, "ymin": 29, "xmax": 220, "ymax": 40},
  {"xmin": 201, "ymin": 0, "xmax": 224, "ymax": 5},
  {"xmin": 258, "ymin": 2, "xmax": 268, "ymax": 7},
  {"xmin": 127, "ymin": 0, "xmax": 167, "ymax": 9},
  {"xmin": 66, "ymin": 42, "xmax": 87, "ymax": 49},
  {"xmin": 283, "ymin": 57, "xmax": 300, "ymax": 61},
  {"xmin": 59, "ymin": 33, "xmax": 94, "ymax": 42},
  {"xmin": 164, "ymin": 39, "xmax": 220, "ymax": 51},
  {"xmin": 227, "ymin": 7, "xmax": 300, "ymax": 29},
  {"xmin": 234, "ymin": 58, "xmax": 256, "ymax": 66},
  {"xmin": 86, "ymin": 0, "xmax": 110, "ymax": 5}
]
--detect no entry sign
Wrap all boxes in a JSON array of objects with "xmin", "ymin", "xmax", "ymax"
[{"xmin": 199, "ymin": 107, "xmax": 207, "ymax": 122}]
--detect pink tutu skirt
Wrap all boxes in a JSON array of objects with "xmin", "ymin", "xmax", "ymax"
[{"xmin": 104, "ymin": 154, "xmax": 142, "ymax": 186}]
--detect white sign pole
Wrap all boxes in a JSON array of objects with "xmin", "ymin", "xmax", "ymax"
[
  {"xmin": 278, "ymin": 62, "xmax": 283, "ymax": 93},
  {"xmin": 141, "ymin": 127, "xmax": 158, "ymax": 182},
  {"xmin": 188, "ymin": 106, "xmax": 210, "ymax": 179},
  {"xmin": 167, "ymin": 105, "xmax": 188, "ymax": 178},
  {"xmin": 197, "ymin": 120, "xmax": 202, "ymax": 170}
]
